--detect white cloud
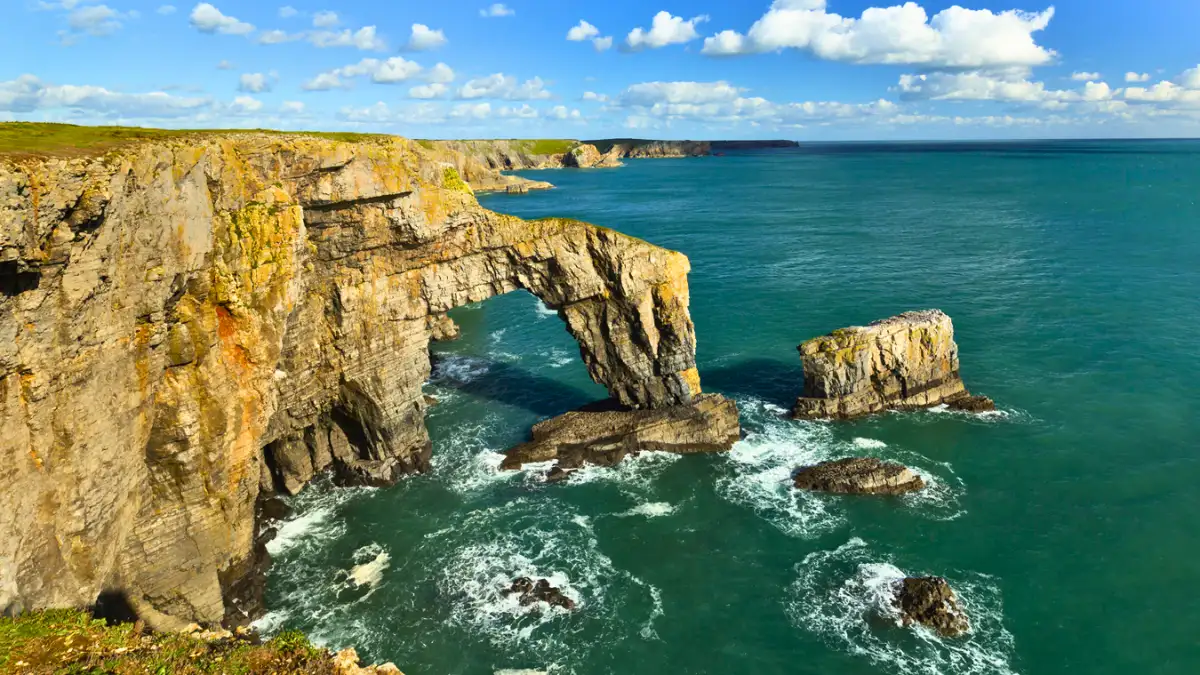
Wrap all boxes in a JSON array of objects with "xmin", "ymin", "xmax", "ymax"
[
  {"xmin": 281, "ymin": 100, "xmax": 305, "ymax": 113},
  {"xmin": 1125, "ymin": 72, "xmax": 1151, "ymax": 83},
  {"xmin": 407, "ymin": 24, "xmax": 447, "ymax": 50},
  {"xmin": 190, "ymin": 3, "xmax": 254, "ymax": 35},
  {"xmin": 1182, "ymin": 66, "xmax": 1200, "ymax": 89},
  {"xmin": 450, "ymin": 102, "xmax": 494, "ymax": 120},
  {"xmin": 1071, "ymin": 72, "xmax": 1101, "ymax": 81},
  {"xmin": 457, "ymin": 73, "xmax": 551, "ymax": 100},
  {"xmin": 0, "ymin": 74, "xmax": 211, "ymax": 118},
  {"xmin": 701, "ymin": 1, "xmax": 1056, "ymax": 69},
  {"xmin": 626, "ymin": 11, "xmax": 708, "ymax": 50},
  {"xmin": 548, "ymin": 105, "xmax": 581, "ymax": 120},
  {"xmin": 257, "ymin": 29, "xmax": 298, "ymax": 44},
  {"xmin": 480, "ymin": 3, "xmax": 514, "ymax": 18},
  {"xmin": 1123, "ymin": 81, "xmax": 1200, "ymax": 106},
  {"xmin": 216, "ymin": 60, "xmax": 234, "ymax": 70},
  {"xmin": 230, "ymin": 95, "xmax": 262, "ymax": 113},
  {"xmin": 582, "ymin": 91, "xmax": 609, "ymax": 102},
  {"xmin": 278, "ymin": 6, "xmax": 298, "ymax": 18},
  {"xmin": 68, "ymin": 4, "xmax": 122, "ymax": 36},
  {"xmin": 895, "ymin": 70, "xmax": 1079, "ymax": 105},
  {"xmin": 340, "ymin": 101, "xmax": 448, "ymax": 125},
  {"xmin": 303, "ymin": 57, "xmax": 425, "ymax": 90},
  {"xmin": 238, "ymin": 73, "xmax": 270, "ymax": 93},
  {"xmin": 312, "ymin": 10, "xmax": 338, "ymax": 28},
  {"xmin": 427, "ymin": 63, "xmax": 455, "ymax": 83},
  {"xmin": 567, "ymin": 20, "xmax": 599, "ymax": 41},
  {"xmin": 309, "ymin": 26, "xmax": 386, "ymax": 50},
  {"xmin": 620, "ymin": 81, "xmax": 743, "ymax": 106},
  {"xmin": 409, "ymin": 83, "xmax": 449, "ymax": 99},
  {"xmin": 157, "ymin": 5, "xmax": 177, "ymax": 15},
  {"xmin": 592, "ymin": 36, "xmax": 613, "ymax": 51}
]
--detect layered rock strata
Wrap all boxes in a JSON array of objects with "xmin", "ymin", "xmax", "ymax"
[
  {"xmin": 892, "ymin": 576, "xmax": 970, "ymax": 637},
  {"xmin": 793, "ymin": 310, "xmax": 986, "ymax": 419},
  {"xmin": 0, "ymin": 133, "xmax": 710, "ymax": 629},
  {"xmin": 501, "ymin": 394, "xmax": 740, "ymax": 473},
  {"xmin": 792, "ymin": 458, "xmax": 925, "ymax": 495}
]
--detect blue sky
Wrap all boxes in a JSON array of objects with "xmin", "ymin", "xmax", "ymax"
[{"xmin": 3, "ymin": 0, "xmax": 1200, "ymax": 140}]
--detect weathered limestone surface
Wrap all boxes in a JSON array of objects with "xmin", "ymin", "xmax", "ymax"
[
  {"xmin": 561, "ymin": 144, "xmax": 623, "ymax": 168},
  {"xmin": 793, "ymin": 310, "xmax": 983, "ymax": 419},
  {"xmin": 501, "ymin": 393, "xmax": 740, "ymax": 472},
  {"xmin": 892, "ymin": 576, "xmax": 970, "ymax": 638},
  {"xmin": 0, "ymin": 133, "xmax": 707, "ymax": 629},
  {"xmin": 792, "ymin": 458, "xmax": 925, "ymax": 495}
]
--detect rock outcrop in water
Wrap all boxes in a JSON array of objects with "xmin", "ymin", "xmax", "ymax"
[
  {"xmin": 0, "ymin": 132, "xmax": 720, "ymax": 629},
  {"xmin": 792, "ymin": 458, "xmax": 925, "ymax": 495},
  {"xmin": 792, "ymin": 310, "xmax": 992, "ymax": 419},
  {"xmin": 892, "ymin": 576, "xmax": 970, "ymax": 637},
  {"xmin": 504, "ymin": 577, "xmax": 576, "ymax": 611},
  {"xmin": 500, "ymin": 394, "xmax": 740, "ymax": 473}
]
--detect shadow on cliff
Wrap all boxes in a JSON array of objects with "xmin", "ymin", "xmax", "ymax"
[
  {"xmin": 431, "ymin": 356, "xmax": 601, "ymax": 418},
  {"xmin": 700, "ymin": 358, "xmax": 805, "ymax": 409}
]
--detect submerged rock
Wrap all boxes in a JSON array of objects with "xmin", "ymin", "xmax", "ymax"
[
  {"xmin": 792, "ymin": 457, "xmax": 925, "ymax": 495},
  {"xmin": 946, "ymin": 395, "xmax": 996, "ymax": 413},
  {"xmin": 504, "ymin": 577, "xmax": 576, "ymax": 611},
  {"xmin": 793, "ymin": 310, "xmax": 988, "ymax": 419},
  {"xmin": 892, "ymin": 576, "xmax": 970, "ymax": 638},
  {"xmin": 501, "ymin": 394, "xmax": 741, "ymax": 471}
]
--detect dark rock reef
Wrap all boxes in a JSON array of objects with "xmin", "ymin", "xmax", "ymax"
[
  {"xmin": 504, "ymin": 577, "xmax": 576, "ymax": 611},
  {"xmin": 892, "ymin": 576, "xmax": 970, "ymax": 638},
  {"xmin": 792, "ymin": 457, "xmax": 925, "ymax": 495},
  {"xmin": 501, "ymin": 393, "xmax": 741, "ymax": 474},
  {"xmin": 793, "ymin": 310, "xmax": 991, "ymax": 419}
]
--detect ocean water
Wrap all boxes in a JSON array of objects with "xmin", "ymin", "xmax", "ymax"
[{"xmin": 258, "ymin": 141, "xmax": 1200, "ymax": 675}]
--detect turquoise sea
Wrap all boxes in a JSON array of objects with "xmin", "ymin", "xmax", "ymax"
[{"xmin": 258, "ymin": 141, "xmax": 1200, "ymax": 675}]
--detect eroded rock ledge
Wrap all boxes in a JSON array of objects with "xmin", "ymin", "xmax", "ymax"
[
  {"xmin": 792, "ymin": 310, "xmax": 994, "ymax": 420},
  {"xmin": 0, "ymin": 133, "xmax": 717, "ymax": 629}
]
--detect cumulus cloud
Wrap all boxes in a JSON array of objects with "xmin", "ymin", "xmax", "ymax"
[
  {"xmin": 409, "ymin": 83, "xmax": 449, "ymax": 99},
  {"xmin": 1181, "ymin": 66, "xmax": 1200, "ymax": 89},
  {"xmin": 190, "ymin": 3, "xmax": 254, "ymax": 35},
  {"xmin": 626, "ymin": 11, "xmax": 708, "ymax": 50},
  {"xmin": 0, "ymin": 74, "xmax": 211, "ymax": 118},
  {"xmin": 895, "ymin": 70, "xmax": 1079, "ymax": 105},
  {"xmin": 1071, "ymin": 72, "xmax": 1101, "ymax": 81},
  {"xmin": 157, "ymin": 5, "xmax": 177, "ymax": 15},
  {"xmin": 548, "ymin": 105, "xmax": 582, "ymax": 120},
  {"xmin": 67, "ymin": 4, "xmax": 122, "ymax": 36},
  {"xmin": 567, "ymin": 20, "xmax": 599, "ymax": 41},
  {"xmin": 230, "ymin": 95, "xmax": 262, "ymax": 113},
  {"xmin": 309, "ymin": 26, "xmax": 386, "ymax": 50},
  {"xmin": 407, "ymin": 24, "xmax": 447, "ymax": 50},
  {"xmin": 312, "ymin": 10, "xmax": 338, "ymax": 28},
  {"xmin": 701, "ymin": 1, "xmax": 1056, "ymax": 69},
  {"xmin": 1123, "ymin": 81, "xmax": 1200, "ymax": 106},
  {"xmin": 620, "ymin": 81, "xmax": 744, "ymax": 106},
  {"xmin": 426, "ymin": 63, "xmax": 455, "ymax": 83},
  {"xmin": 257, "ymin": 29, "xmax": 298, "ymax": 44},
  {"xmin": 281, "ymin": 100, "xmax": 305, "ymax": 114},
  {"xmin": 1125, "ymin": 72, "xmax": 1151, "ymax": 83},
  {"xmin": 278, "ymin": 6, "xmax": 298, "ymax": 18},
  {"xmin": 303, "ymin": 57, "xmax": 424, "ymax": 90},
  {"xmin": 480, "ymin": 3, "xmax": 514, "ymax": 18},
  {"xmin": 238, "ymin": 73, "xmax": 271, "ymax": 93},
  {"xmin": 582, "ymin": 91, "xmax": 609, "ymax": 102},
  {"xmin": 457, "ymin": 73, "xmax": 552, "ymax": 100}
]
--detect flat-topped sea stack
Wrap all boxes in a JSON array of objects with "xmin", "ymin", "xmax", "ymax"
[
  {"xmin": 793, "ymin": 458, "xmax": 925, "ymax": 495},
  {"xmin": 792, "ymin": 310, "xmax": 994, "ymax": 420},
  {"xmin": 0, "ymin": 128, "xmax": 731, "ymax": 630},
  {"xmin": 501, "ymin": 393, "xmax": 740, "ymax": 474}
]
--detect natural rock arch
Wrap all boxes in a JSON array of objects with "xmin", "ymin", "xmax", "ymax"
[{"xmin": 0, "ymin": 135, "xmax": 703, "ymax": 628}]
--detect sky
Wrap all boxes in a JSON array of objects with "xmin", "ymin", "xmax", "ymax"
[{"xmin": 3, "ymin": 0, "xmax": 1200, "ymax": 140}]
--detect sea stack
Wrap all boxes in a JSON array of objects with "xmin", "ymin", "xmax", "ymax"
[
  {"xmin": 892, "ymin": 576, "xmax": 970, "ymax": 638},
  {"xmin": 792, "ymin": 310, "xmax": 994, "ymax": 419},
  {"xmin": 792, "ymin": 458, "xmax": 925, "ymax": 495}
]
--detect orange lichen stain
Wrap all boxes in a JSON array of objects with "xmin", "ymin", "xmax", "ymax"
[
  {"xmin": 215, "ymin": 305, "xmax": 253, "ymax": 370},
  {"xmin": 28, "ymin": 449, "xmax": 44, "ymax": 470},
  {"xmin": 680, "ymin": 367, "xmax": 703, "ymax": 396}
]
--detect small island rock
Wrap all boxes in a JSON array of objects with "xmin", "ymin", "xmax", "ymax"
[
  {"xmin": 504, "ymin": 577, "xmax": 576, "ymax": 611},
  {"xmin": 893, "ymin": 576, "xmax": 970, "ymax": 638},
  {"xmin": 792, "ymin": 457, "xmax": 925, "ymax": 495}
]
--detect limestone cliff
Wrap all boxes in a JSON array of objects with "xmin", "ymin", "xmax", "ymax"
[
  {"xmin": 425, "ymin": 140, "xmax": 623, "ymax": 172},
  {"xmin": 0, "ymin": 132, "xmax": 710, "ymax": 629},
  {"xmin": 792, "ymin": 310, "xmax": 989, "ymax": 419}
]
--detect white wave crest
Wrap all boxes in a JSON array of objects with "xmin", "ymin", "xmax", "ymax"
[
  {"xmin": 853, "ymin": 437, "xmax": 888, "ymax": 449},
  {"xmin": 618, "ymin": 502, "xmax": 677, "ymax": 518},
  {"xmin": 431, "ymin": 354, "xmax": 491, "ymax": 384}
]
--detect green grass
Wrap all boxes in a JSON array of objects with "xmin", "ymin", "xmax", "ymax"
[
  {"xmin": 519, "ymin": 139, "xmax": 577, "ymax": 156},
  {"xmin": 0, "ymin": 123, "xmax": 391, "ymax": 159},
  {"xmin": 0, "ymin": 609, "xmax": 340, "ymax": 674}
]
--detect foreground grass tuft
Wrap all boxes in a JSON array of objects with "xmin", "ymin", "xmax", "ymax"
[{"xmin": 0, "ymin": 609, "xmax": 338, "ymax": 674}]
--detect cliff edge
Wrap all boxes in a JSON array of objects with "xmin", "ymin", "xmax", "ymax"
[{"xmin": 0, "ymin": 132, "xmax": 709, "ymax": 629}]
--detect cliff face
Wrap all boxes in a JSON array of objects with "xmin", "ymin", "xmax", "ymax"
[
  {"xmin": 0, "ymin": 134, "xmax": 705, "ymax": 628},
  {"xmin": 792, "ymin": 310, "xmax": 973, "ymax": 419}
]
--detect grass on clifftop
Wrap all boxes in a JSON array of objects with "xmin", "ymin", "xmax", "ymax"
[
  {"xmin": 0, "ymin": 122, "xmax": 390, "ymax": 159},
  {"xmin": 0, "ymin": 609, "xmax": 338, "ymax": 674}
]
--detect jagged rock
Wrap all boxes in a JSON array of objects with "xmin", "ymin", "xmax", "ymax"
[
  {"xmin": 501, "ymin": 394, "xmax": 740, "ymax": 471},
  {"xmin": 793, "ymin": 310, "xmax": 986, "ymax": 419},
  {"xmin": 334, "ymin": 647, "xmax": 405, "ymax": 675},
  {"xmin": 0, "ymin": 133, "xmax": 711, "ymax": 628},
  {"xmin": 893, "ymin": 576, "xmax": 970, "ymax": 638},
  {"xmin": 562, "ymin": 144, "xmax": 623, "ymax": 168},
  {"xmin": 946, "ymin": 395, "xmax": 996, "ymax": 413},
  {"xmin": 426, "ymin": 313, "xmax": 460, "ymax": 342},
  {"xmin": 544, "ymin": 466, "xmax": 575, "ymax": 483},
  {"xmin": 792, "ymin": 458, "xmax": 925, "ymax": 495},
  {"xmin": 504, "ymin": 577, "xmax": 576, "ymax": 611}
]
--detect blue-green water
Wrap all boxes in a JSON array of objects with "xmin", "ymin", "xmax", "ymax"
[{"xmin": 260, "ymin": 141, "xmax": 1200, "ymax": 675}]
